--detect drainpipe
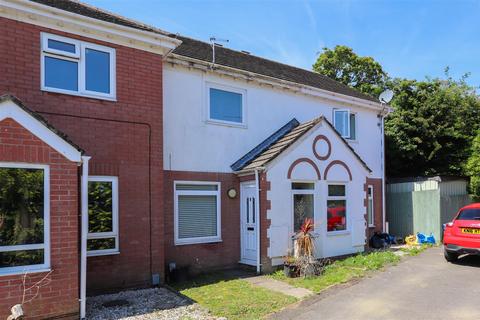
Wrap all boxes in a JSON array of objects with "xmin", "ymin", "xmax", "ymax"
[
  {"xmin": 380, "ymin": 111, "xmax": 387, "ymax": 233},
  {"xmin": 254, "ymin": 169, "xmax": 261, "ymax": 274},
  {"xmin": 80, "ymin": 156, "xmax": 91, "ymax": 319}
]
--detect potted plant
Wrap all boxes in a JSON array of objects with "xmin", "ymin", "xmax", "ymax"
[
  {"xmin": 293, "ymin": 218, "xmax": 320, "ymax": 277},
  {"xmin": 283, "ymin": 255, "xmax": 297, "ymax": 278}
]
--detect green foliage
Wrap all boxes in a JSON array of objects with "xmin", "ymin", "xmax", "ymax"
[
  {"xmin": 313, "ymin": 46, "xmax": 480, "ymax": 181},
  {"xmin": 271, "ymin": 250, "xmax": 400, "ymax": 293},
  {"xmin": 466, "ymin": 131, "xmax": 480, "ymax": 198},
  {"xmin": 386, "ymin": 76, "xmax": 480, "ymax": 177},
  {"xmin": 313, "ymin": 45, "xmax": 388, "ymax": 97}
]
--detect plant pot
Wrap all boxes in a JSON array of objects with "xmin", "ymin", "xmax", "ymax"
[{"xmin": 283, "ymin": 264, "xmax": 297, "ymax": 278}]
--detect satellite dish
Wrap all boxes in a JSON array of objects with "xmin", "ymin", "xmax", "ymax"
[{"xmin": 379, "ymin": 89, "xmax": 394, "ymax": 104}]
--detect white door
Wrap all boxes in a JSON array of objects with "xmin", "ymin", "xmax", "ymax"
[{"xmin": 240, "ymin": 182, "xmax": 257, "ymax": 265}]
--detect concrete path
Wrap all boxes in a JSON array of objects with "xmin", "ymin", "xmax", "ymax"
[
  {"xmin": 270, "ymin": 247, "xmax": 480, "ymax": 320},
  {"xmin": 245, "ymin": 275, "xmax": 313, "ymax": 299}
]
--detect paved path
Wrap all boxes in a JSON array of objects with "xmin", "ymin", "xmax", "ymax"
[
  {"xmin": 271, "ymin": 247, "xmax": 480, "ymax": 320},
  {"xmin": 245, "ymin": 275, "xmax": 313, "ymax": 299}
]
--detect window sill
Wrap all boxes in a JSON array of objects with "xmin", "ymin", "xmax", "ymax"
[
  {"xmin": 347, "ymin": 139, "xmax": 359, "ymax": 144},
  {"xmin": 327, "ymin": 230, "xmax": 350, "ymax": 237},
  {"xmin": 87, "ymin": 250, "xmax": 120, "ymax": 257},
  {"xmin": 206, "ymin": 119, "xmax": 247, "ymax": 129},
  {"xmin": 0, "ymin": 268, "xmax": 51, "ymax": 277},
  {"xmin": 368, "ymin": 224, "xmax": 376, "ymax": 228},
  {"xmin": 41, "ymin": 87, "xmax": 117, "ymax": 102},
  {"xmin": 175, "ymin": 238, "xmax": 222, "ymax": 246}
]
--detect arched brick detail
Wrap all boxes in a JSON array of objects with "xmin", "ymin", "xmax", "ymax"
[
  {"xmin": 287, "ymin": 158, "xmax": 321, "ymax": 180},
  {"xmin": 312, "ymin": 135, "xmax": 332, "ymax": 161},
  {"xmin": 324, "ymin": 160, "xmax": 352, "ymax": 181}
]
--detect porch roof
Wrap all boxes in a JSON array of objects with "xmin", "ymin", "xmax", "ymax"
[
  {"xmin": 0, "ymin": 94, "xmax": 84, "ymax": 161},
  {"xmin": 231, "ymin": 116, "xmax": 372, "ymax": 174}
]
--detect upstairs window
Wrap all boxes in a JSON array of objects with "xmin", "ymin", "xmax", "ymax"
[
  {"xmin": 41, "ymin": 33, "xmax": 116, "ymax": 100},
  {"xmin": 207, "ymin": 83, "xmax": 246, "ymax": 126},
  {"xmin": 0, "ymin": 164, "xmax": 50, "ymax": 275},
  {"xmin": 87, "ymin": 176, "xmax": 119, "ymax": 256},
  {"xmin": 333, "ymin": 109, "xmax": 356, "ymax": 140}
]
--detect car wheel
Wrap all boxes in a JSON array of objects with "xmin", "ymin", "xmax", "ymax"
[{"xmin": 444, "ymin": 249, "xmax": 458, "ymax": 262}]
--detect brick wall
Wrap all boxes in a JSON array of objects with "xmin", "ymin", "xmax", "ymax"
[
  {"xmin": 0, "ymin": 119, "xmax": 79, "ymax": 320},
  {"xmin": 365, "ymin": 178, "xmax": 384, "ymax": 241},
  {"xmin": 0, "ymin": 17, "xmax": 165, "ymax": 293},
  {"xmin": 163, "ymin": 171, "xmax": 240, "ymax": 275},
  {"xmin": 259, "ymin": 172, "xmax": 273, "ymax": 272}
]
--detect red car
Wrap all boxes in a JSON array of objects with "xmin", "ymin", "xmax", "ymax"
[{"xmin": 443, "ymin": 203, "xmax": 480, "ymax": 262}]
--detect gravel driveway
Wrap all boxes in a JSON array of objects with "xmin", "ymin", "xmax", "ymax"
[
  {"xmin": 271, "ymin": 247, "xmax": 480, "ymax": 320},
  {"xmin": 86, "ymin": 287, "xmax": 219, "ymax": 320}
]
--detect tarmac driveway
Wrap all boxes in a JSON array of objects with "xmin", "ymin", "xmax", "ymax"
[{"xmin": 271, "ymin": 247, "xmax": 480, "ymax": 320}]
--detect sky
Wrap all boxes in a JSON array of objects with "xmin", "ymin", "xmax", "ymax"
[{"xmin": 86, "ymin": 0, "xmax": 480, "ymax": 88}]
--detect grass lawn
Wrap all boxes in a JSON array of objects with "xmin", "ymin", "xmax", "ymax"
[
  {"xmin": 173, "ymin": 272, "xmax": 297, "ymax": 320},
  {"xmin": 270, "ymin": 250, "xmax": 401, "ymax": 293}
]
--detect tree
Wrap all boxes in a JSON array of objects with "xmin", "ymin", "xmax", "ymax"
[
  {"xmin": 385, "ymin": 76, "xmax": 480, "ymax": 177},
  {"xmin": 466, "ymin": 131, "xmax": 480, "ymax": 199},
  {"xmin": 313, "ymin": 45, "xmax": 388, "ymax": 97}
]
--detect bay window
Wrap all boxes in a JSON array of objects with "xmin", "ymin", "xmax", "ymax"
[{"xmin": 0, "ymin": 164, "xmax": 50, "ymax": 274}]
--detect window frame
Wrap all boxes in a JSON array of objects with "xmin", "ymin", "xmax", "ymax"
[
  {"xmin": 349, "ymin": 112, "xmax": 357, "ymax": 141},
  {"xmin": 174, "ymin": 181, "xmax": 222, "ymax": 245},
  {"xmin": 333, "ymin": 109, "xmax": 351, "ymax": 139},
  {"xmin": 367, "ymin": 185, "xmax": 375, "ymax": 227},
  {"xmin": 87, "ymin": 176, "xmax": 119, "ymax": 257},
  {"xmin": 326, "ymin": 182, "xmax": 349, "ymax": 235},
  {"xmin": 291, "ymin": 181, "xmax": 315, "ymax": 234},
  {"xmin": 205, "ymin": 82, "xmax": 247, "ymax": 128},
  {"xmin": 41, "ymin": 32, "xmax": 116, "ymax": 101},
  {"xmin": 0, "ymin": 162, "xmax": 50, "ymax": 276}
]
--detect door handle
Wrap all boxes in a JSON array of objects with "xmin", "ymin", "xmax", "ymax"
[{"xmin": 247, "ymin": 227, "xmax": 254, "ymax": 231}]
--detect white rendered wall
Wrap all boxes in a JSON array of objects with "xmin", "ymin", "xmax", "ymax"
[
  {"xmin": 266, "ymin": 122, "xmax": 368, "ymax": 265},
  {"xmin": 163, "ymin": 65, "xmax": 383, "ymax": 177}
]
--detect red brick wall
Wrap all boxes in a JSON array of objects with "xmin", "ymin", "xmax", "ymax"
[
  {"xmin": 365, "ymin": 178, "xmax": 384, "ymax": 241},
  {"xmin": 164, "ymin": 171, "xmax": 240, "ymax": 274},
  {"xmin": 259, "ymin": 172, "xmax": 273, "ymax": 271},
  {"xmin": 1, "ymin": 17, "xmax": 165, "ymax": 294},
  {"xmin": 0, "ymin": 119, "xmax": 79, "ymax": 320}
]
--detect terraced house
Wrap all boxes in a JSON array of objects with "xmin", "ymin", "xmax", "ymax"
[{"xmin": 0, "ymin": 0, "xmax": 389, "ymax": 319}]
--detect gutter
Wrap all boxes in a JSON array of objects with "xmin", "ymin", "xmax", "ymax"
[
  {"xmin": 80, "ymin": 156, "xmax": 91, "ymax": 319},
  {"xmin": 379, "ymin": 106, "xmax": 392, "ymax": 233},
  {"xmin": 166, "ymin": 54, "xmax": 386, "ymax": 112}
]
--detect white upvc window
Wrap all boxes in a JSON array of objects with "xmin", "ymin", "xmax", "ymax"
[
  {"xmin": 291, "ymin": 182, "xmax": 315, "ymax": 233},
  {"xmin": 41, "ymin": 33, "xmax": 116, "ymax": 100},
  {"xmin": 174, "ymin": 181, "xmax": 221, "ymax": 245},
  {"xmin": 0, "ymin": 163, "xmax": 50, "ymax": 275},
  {"xmin": 206, "ymin": 82, "xmax": 246, "ymax": 127},
  {"xmin": 327, "ymin": 183, "xmax": 348, "ymax": 233},
  {"xmin": 367, "ymin": 185, "xmax": 375, "ymax": 226},
  {"xmin": 333, "ymin": 109, "xmax": 356, "ymax": 140},
  {"xmin": 87, "ymin": 176, "xmax": 119, "ymax": 256}
]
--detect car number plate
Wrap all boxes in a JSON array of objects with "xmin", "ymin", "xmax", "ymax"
[{"xmin": 461, "ymin": 228, "xmax": 480, "ymax": 234}]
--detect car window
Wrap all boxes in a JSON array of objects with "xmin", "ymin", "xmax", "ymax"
[{"xmin": 457, "ymin": 208, "xmax": 480, "ymax": 220}]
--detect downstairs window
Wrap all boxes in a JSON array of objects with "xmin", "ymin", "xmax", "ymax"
[
  {"xmin": 0, "ymin": 164, "xmax": 50, "ymax": 274},
  {"xmin": 174, "ymin": 182, "xmax": 221, "ymax": 245}
]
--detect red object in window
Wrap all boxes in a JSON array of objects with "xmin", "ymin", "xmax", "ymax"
[
  {"xmin": 443, "ymin": 203, "xmax": 480, "ymax": 262},
  {"xmin": 327, "ymin": 206, "xmax": 346, "ymax": 231}
]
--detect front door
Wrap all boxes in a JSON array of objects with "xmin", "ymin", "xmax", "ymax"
[{"xmin": 240, "ymin": 181, "xmax": 257, "ymax": 265}]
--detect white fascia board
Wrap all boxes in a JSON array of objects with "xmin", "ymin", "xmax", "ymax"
[
  {"xmin": 0, "ymin": 0, "xmax": 182, "ymax": 55},
  {"xmin": 166, "ymin": 55, "xmax": 387, "ymax": 112},
  {"xmin": 0, "ymin": 100, "xmax": 82, "ymax": 163}
]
